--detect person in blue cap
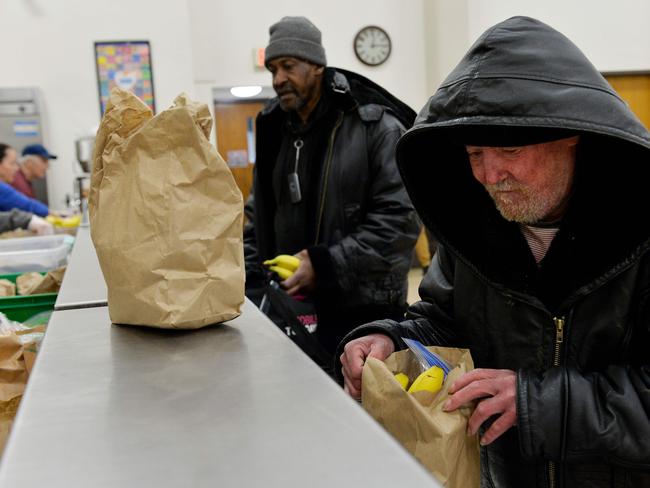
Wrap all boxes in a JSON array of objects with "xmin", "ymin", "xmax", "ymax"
[
  {"xmin": 0, "ymin": 143, "xmax": 49, "ymax": 217},
  {"xmin": 11, "ymin": 143, "xmax": 57, "ymax": 199}
]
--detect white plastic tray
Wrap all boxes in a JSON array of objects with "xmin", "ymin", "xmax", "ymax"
[{"xmin": 0, "ymin": 235, "xmax": 75, "ymax": 273}]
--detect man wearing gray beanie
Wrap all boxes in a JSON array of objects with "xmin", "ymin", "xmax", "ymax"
[
  {"xmin": 265, "ymin": 16, "xmax": 327, "ymax": 68},
  {"xmin": 244, "ymin": 16, "xmax": 419, "ymax": 371}
]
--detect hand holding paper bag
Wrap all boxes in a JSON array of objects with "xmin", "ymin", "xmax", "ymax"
[
  {"xmin": 362, "ymin": 346, "xmax": 480, "ymax": 488},
  {"xmin": 443, "ymin": 367, "xmax": 517, "ymax": 445},
  {"xmin": 89, "ymin": 88, "xmax": 245, "ymax": 329},
  {"xmin": 340, "ymin": 333, "xmax": 395, "ymax": 398}
]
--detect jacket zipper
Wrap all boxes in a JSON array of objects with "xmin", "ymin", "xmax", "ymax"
[
  {"xmin": 548, "ymin": 316, "xmax": 565, "ymax": 488},
  {"xmin": 314, "ymin": 111, "xmax": 344, "ymax": 245}
]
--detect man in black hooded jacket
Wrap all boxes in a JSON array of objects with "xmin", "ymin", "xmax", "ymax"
[
  {"xmin": 338, "ymin": 16, "xmax": 650, "ymax": 488},
  {"xmin": 244, "ymin": 16, "xmax": 419, "ymax": 355}
]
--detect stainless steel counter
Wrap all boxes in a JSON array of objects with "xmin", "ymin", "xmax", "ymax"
[
  {"xmin": 0, "ymin": 301, "xmax": 440, "ymax": 487},
  {"xmin": 54, "ymin": 225, "xmax": 107, "ymax": 310}
]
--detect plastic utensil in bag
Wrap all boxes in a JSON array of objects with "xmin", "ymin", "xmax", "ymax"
[{"xmin": 402, "ymin": 337, "xmax": 452, "ymax": 377}]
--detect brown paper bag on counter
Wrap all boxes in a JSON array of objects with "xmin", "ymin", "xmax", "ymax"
[
  {"xmin": 15, "ymin": 273, "xmax": 41, "ymax": 296},
  {"xmin": 362, "ymin": 346, "xmax": 480, "ymax": 488},
  {"xmin": 89, "ymin": 88, "xmax": 245, "ymax": 329},
  {"xmin": 16, "ymin": 267, "xmax": 66, "ymax": 296},
  {"xmin": 0, "ymin": 280, "xmax": 15, "ymax": 297},
  {"xmin": 0, "ymin": 330, "xmax": 41, "ymax": 454}
]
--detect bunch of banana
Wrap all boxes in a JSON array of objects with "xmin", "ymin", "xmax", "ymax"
[
  {"xmin": 263, "ymin": 254, "xmax": 301, "ymax": 280},
  {"xmin": 46, "ymin": 214, "xmax": 81, "ymax": 228},
  {"xmin": 393, "ymin": 365, "xmax": 444, "ymax": 395}
]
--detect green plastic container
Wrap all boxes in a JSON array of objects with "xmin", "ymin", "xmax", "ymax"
[{"xmin": 0, "ymin": 273, "xmax": 57, "ymax": 323}]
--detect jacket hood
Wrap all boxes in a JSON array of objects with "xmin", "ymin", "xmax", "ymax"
[
  {"xmin": 261, "ymin": 67, "xmax": 416, "ymax": 130},
  {"xmin": 396, "ymin": 16, "xmax": 650, "ymax": 298},
  {"xmin": 328, "ymin": 67, "xmax": 416, "ymax": 129}
]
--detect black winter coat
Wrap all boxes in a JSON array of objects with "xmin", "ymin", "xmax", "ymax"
[
  {"xmin": 245, "ymin": 68, "xmax": 419, "ymax": 311},
  {"xmin": 0, "ymin": 209, "xmax": 33, "ymax": 233},
  {"xmin": 338, "ymin": 17, "xmax": 650, "ymax": 488}
]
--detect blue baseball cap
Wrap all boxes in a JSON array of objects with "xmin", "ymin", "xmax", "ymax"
[{"xmin": 21, "ymin": 144, "xmax": 57, "ymax": 160}]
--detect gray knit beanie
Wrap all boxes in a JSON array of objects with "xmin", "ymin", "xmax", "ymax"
[{"xmin": 265, "ymin": 16, "xmax": 327, "ymax": 66}]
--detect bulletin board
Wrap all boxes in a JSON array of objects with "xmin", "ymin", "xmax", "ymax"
[{"xmin": 94, "ymin": 40, "xmax": 156, "ymax": 115}]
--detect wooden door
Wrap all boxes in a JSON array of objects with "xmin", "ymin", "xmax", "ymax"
[
  {"xmin": 214, "ymin": 101, "xmax": 266, "ymax": 202},
  {"xmin": 605, "ymin": 73, "xmax": 650, "ymax": 130}
]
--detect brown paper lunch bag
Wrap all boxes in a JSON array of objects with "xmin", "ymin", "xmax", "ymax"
[
  {"xmin": 0, "ymin": 328, "xmax": 44, "ymax": 454},
  {"xmin": 362, "ymin": 346, "xmax": 480, "ymax": 488},
  {"xmin": 89, "ymin": 88, "xmax": 244, "ymax": 329}
]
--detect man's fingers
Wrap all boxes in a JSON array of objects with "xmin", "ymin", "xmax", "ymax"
[
  {"xmin": 341, "ymin": 346, "xmax": 376, "ymax": 397},
  {"xmin": 285, "ymin": 284, "xmax": 300, "ymax": 296},
  {"xmin": 282, "ymin": 274, "xmax": 299, "ymax": 290},
  {"xmin": 445, "ymin": 378, "xmax": 495, "ymax": 411},
  {"xmin": 343, "ymin": 374, "xmax": 361, "ymax": 400},
  {"xmin": 282, "ymin": 269, "xmax": 309, "ymax": 295},
  {"xmin": 341, "ymin": 345, "xmax": 367, "ymax": 380},
  {"xmin": 467, "ymin": 395, "xmax": 504, "ymax": 435},
  {"xmin": 283, "ymin": 272, "xmax": 305, "ymax": 295},
  {"xmin": 448, "ymin": 368, "xmax": 501, "ymax": 394},
  {"xmin": 282, "ymin": 277, "xmax": 297, "ymax": 288},
  {"xmin": 443, "ymin": 369, "xmax": 517, "ymax": 445},
  {"xmin": 479, "ymin": 410, "xmax": 517, "ymax": 445},
  {"xmin": 367, "ymin": 341, "xmax": 388, "ymax": 359},
  {"xmin": 339, "ymin": 335, "xmax": 394, "ymax": 400},
  {"xmin": 295, "ymin": 249, "xmax": 309, "ymax": 259},
  {"xmin": 341, "ymin": 352, "xmax": 362, "ymax": 399}
]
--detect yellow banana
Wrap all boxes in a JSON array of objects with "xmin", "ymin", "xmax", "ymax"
[
  {"xmin": 46, "ymin": 215, "xmax": 81, "ymax": 228},
  {"xmin": 394, "ymin": 372, "xmax": 410, "ymax": 390},
  {"xmin": 268, "ymin": 265, "xmax": 294, "ymax": 281},
  {"xmin": 408, "ymin": 366, "xmax": 444, "ymax": 394},
  {"xmin": 263, "ymin": 254, "xmax": 300, "ymax": 272}
]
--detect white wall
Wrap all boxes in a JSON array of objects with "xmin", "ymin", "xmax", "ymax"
[
  {"xmin": 424, "ymin": 0, "xmax": 469, "ymax": 100},
  {"xmin": 0, "ymin": 0, "xmax": 194, "ymax": 209},
  {"xmin": 424, "ymin": 0, "xmax": 650, "ymax": 96},
  {"xmin": 464, "ymin": 0, "xmax": 650, "ymax": 72}
]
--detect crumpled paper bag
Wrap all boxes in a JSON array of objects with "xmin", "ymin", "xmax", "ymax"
[
  {"xmin": 0, "ymin": 326, "xmax": 45, "ymax": 454},
  {"xmin": 89, "ymin": 88, "xmax": 245, "ymax": 329},
  {"xmin": 362, "ymin": 346, "xmax": 480, "ymax": 488},
  {"xmin": 0, "ymin": 280, "xmax": 15, "ymax": 297},
  {"xmin": 16, "ymin": 268, "xmax": 65, "ymax": 295}
]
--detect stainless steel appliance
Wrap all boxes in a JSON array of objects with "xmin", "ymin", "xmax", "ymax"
[{"xmin": 0, "ymin": 87, "xmax": 49, "ymax": 204}]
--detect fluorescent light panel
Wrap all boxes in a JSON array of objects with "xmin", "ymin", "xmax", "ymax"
[{"xmin": 230, "ymin": 86, "xmax": 263, "ymax": 98}]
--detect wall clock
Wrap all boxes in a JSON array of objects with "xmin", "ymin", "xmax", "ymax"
[{"xmin": 353, "ymin": 25, "xmax": 392, "ymax": 66}]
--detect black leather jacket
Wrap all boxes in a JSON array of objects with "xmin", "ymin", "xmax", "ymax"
[
  {"xmin": 245, "ymin": 68, "xmax": 419, "ymax": 310},
  {"xmin": 338, "ymin": 17, "xmax": 650, "ymax": 488}
]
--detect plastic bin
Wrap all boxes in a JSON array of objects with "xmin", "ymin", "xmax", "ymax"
[
  {"xmin": 0, "ymin": 272, "xmax": 57, "ymax": 323},
  {"xmin": 0, "ymin": 235, "xmax": 74, "ymax": 274}
]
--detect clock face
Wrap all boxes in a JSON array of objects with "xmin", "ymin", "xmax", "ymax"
[{"xmin": 354, "ymin": 25, "xmax": 392, "ymax": 66}]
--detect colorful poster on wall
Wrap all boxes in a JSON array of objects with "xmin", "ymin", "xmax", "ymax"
[{"xmin": 94, "ymin": 40, "xmax": 155, "ymax": 116}]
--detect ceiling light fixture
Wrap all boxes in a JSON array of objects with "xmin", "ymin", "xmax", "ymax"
[{"xmin": 230, "ymin": 86, "xmax": 263, "ymax": 98}]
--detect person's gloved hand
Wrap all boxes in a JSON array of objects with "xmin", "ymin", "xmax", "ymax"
[{"xmin": 27, "ymin": 215, "xmax": 54, "ymax": 235}]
